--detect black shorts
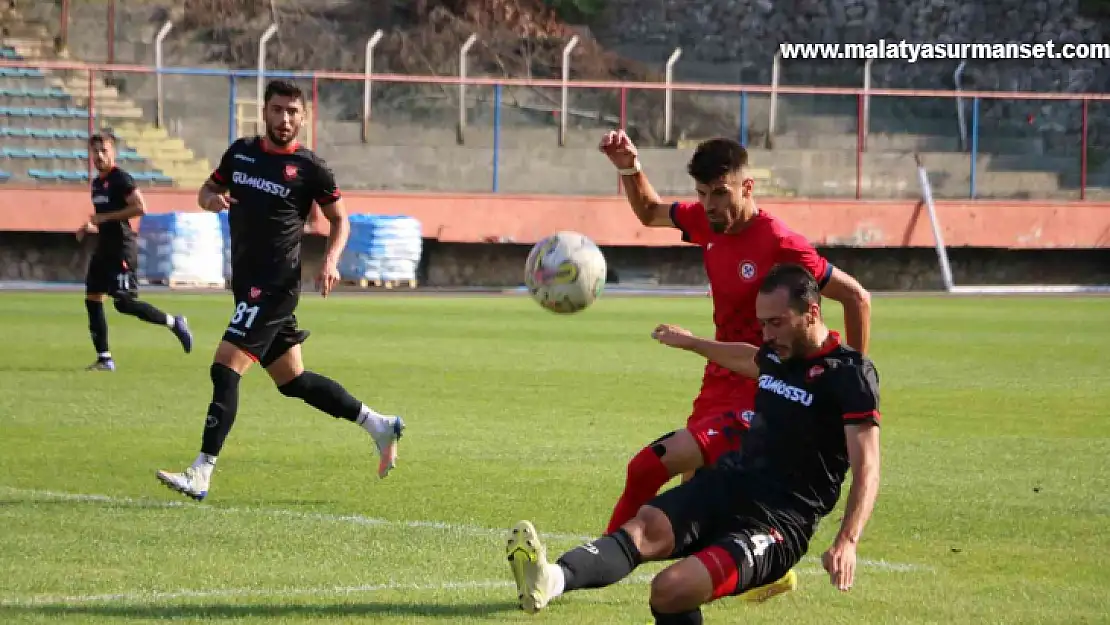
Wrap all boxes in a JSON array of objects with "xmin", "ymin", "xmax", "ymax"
[
  {"xmin": 648, "ymin": 468, "xmax": 811, "ymax": 598},
  {"xmin": 85, "ymin": 254, "xmax": 137, "ymax": 298},
  {"xmin": 222, "ymin": 282, "xmax": 309, "ymax": 367}
]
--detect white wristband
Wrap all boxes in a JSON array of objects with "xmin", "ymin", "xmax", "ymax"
[{"xmin": 617, "ymin": 159, "xmax": 642, "ymax": 176}]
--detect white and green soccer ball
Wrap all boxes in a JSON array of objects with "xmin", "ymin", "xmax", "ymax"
[{"xmin": 524, "ymin": 231, "xmax": 607, "ymax": 314}]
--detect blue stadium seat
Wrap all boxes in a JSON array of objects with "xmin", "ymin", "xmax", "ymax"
[
  {"xmin": 27, "ymin": 169, "xmax": 58, "ymax": 180},
  {"xmin": 0, "ymin": 87, "xmax": 67, "ymax": 99},
  {"xmin": 57, "ymin": 170, "xmax": 89, "ymax": 182},
  {"xmin": 0, "ymin": 47, "xmax": 18, "ymax": 59},
  {"xmin": 1, "ymin": 147, "xmax": 32, "ymax": 158},
  {"xmin": 0, "ymin": 170, "xmax": 10, "ymax": 182},
  {"xmin": 0, "ymin": 68, "xmax": 43, "ymax": 78}
]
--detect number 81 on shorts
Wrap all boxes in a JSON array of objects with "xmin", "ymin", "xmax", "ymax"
[{"xmin": 228, "ymin": 301, "xmax": 261, "ymax": 333}]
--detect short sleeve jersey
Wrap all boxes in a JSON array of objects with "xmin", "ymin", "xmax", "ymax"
[
  {"xmin": 210, "ymin": 136, "xmax": 341, "ymax": 288},
  {"xmin": 670, "ymin": 202, "xmax": 834, "ymax": 386},
  {"xmin": 90, "ymin": 167, "xmax": 138, "ymax": 260},
  {"xmin": 733, "ymin": 332, "xmax": 881, "ymax": 526}
]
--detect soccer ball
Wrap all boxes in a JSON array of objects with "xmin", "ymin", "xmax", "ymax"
[{"xmin": 524, "ymin": 231, "xmax": 607, "ymax": 314}]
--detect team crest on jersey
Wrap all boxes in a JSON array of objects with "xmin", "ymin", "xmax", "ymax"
[
  {"xmin": 739, "ymin": 261, "xmax": 757, "ymax": 281},
  {"xmin": 283, "ymin": 164, "xmax": 298, "ymax": 181},
  {"xmin": 249, "ymin": 286, "xmax": 262, "ymax": 300},
  {"xmin": 806, "ymin": 364, "xmax": 825, "ymax": 381},
  {"xmin": 740, "ymin": 410, "xmax": 755, "ymax": 424}
]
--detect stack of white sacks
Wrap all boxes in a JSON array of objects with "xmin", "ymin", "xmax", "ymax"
[
  {"xmin": 338, "ymin": 215, "xmax": 422, "ymax": 284},
  {"xmin": 137, "ymin": 212, "xmax": 226, "ymax": 285}
]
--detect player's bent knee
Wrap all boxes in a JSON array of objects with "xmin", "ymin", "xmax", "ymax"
[
  {"xmin": 111, "ymin": 294, "xmax": 132, "ymax": 314},
  {"xmin": 277, "ymin": 373, "xmax": 307, "ymax": 398},
  {"xmin": 626, "ymin": 505, "xmax": 676, "ymax": 559},
  {"xmin": 649, "ymin": 562, "xmax": 714, "ymax": 614},
  {"xmin": 660, "ymin": 428, "xmax": 704, "ymax": 475},
  {"xmin": 213, "ymin": 340, "xmax": 256, "ymax": 374}
]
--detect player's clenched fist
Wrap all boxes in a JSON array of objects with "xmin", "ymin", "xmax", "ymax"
[
  {"xmin": 651, "ymin": 323, "xmax": 695, "ymax": 349},
  {"xmin": 598, "ymin": 129, "xmax": 639, "ymax": 170},
  {"xmin": 204, "ymin": 193, "xmax": 236, "ymax": 213}
]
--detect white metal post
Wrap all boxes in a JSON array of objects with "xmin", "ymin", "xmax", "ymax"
[
  {"xmin": 154, "ymin": 20, "xmax": 173, "ymax": 129},
  {"xmin": 914, "ymin": 153, "xmax": 955, "ymax": 291},
  {"xmin": 257, "ymin": 23, "xmax": 278, "ymax": 127},
  {"xmin": 862, "ymin": 58, "xmax": 873, "ymax": 150},
  {"xmin": 664, "ymin": 47, "xmax": 682, "ymax": 145},
  {"xmin": 457, "ymin": 33, "xmax": 478, "ymax": 143},
  {"xmin": 559, "ymin": 35, "xmax": 579, "ymax": 146},
  {"xmin": 954, "ymin": 60, "xmax": 968, "ymax": 151},
  {"xmin": 361, "ymin": 29, "xmax": 383, "ymax": 144},
  {"xmin": 767, "ymin": 51, "xmax": 781, "ymax": 148}
]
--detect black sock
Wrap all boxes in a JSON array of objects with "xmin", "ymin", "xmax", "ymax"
[
  {"xmin": 85, "ymin": 299, "xmax": 109, "ymax": 355},
  {"xmin": 278, "ymin": 371, "xmax": 363, "ymax": 422},
  {"xmin": 200, "ymin": 363, "xmax": 241, "ymax": 456},
  {"xmin": 113, "ymin": 295, "xmax": 170, "ymax": 326},
  {"xmin": 556, "ymin": 528, "xmax": 643, "ymax": 592},
  {"xmin": 651, "ymin": 608, "xmax": 703, "ymax": 625}
]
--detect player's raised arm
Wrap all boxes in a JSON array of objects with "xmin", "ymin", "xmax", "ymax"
[
  {"xmin": 778, "ymin": 233, "xmax": 872, "ymax": 355},
  {"xmin": 650, "ymin": 324, "xmax": 761, "ymax": 379},
  {"xmin": 821, "ymin": 268, "xmax": 872, "ymax": 355},
  {"xmin": 822, "ymin": 360, "xmax": 882, "ymax": 592},
  {"xmin": 600, "ymin": 130, "xmax": 675, "ymax": 228}
]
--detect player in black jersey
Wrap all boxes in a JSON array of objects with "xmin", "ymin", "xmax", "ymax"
[
  {"xmin": 505, "ymin": 264, "xmax": 882, "ymax": 623},
  {"xmin": 77, "ymin": 132, "xmax": 194, "ymax": 371},
  {"xmin": 155, "ymin": 80, "xmax": 404, "ymax": 501}
]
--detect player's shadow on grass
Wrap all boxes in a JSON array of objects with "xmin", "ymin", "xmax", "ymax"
[{"xmin": 1, "ymin": 601, "xmax": 520, "ymax": 620}]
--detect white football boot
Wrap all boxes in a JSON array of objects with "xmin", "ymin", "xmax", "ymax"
[
  {"xmin": 506, "ymin": 520, "xmax": 563, "ymax": 613},
  {"xmin": 361, "ymin": 413, "xmax": 405, "ymax": 478},
  {"xmin": 155, "ymin": 465, "xmax": 210, "ymax": 501}
]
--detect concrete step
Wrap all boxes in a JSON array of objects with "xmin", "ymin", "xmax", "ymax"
[{"xmin": 769, "ymin": 132, "xmax": 1046, "ymax": 155}]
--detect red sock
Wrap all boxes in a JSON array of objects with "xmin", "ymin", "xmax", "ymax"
[{"xmin": 605, "ymin": 445, "xmax": 673, "ymax": 534}]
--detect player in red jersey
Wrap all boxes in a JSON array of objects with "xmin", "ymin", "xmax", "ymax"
[{"xmin": 600, "ymin": 131, "xmax": 873, "ymax": 543}]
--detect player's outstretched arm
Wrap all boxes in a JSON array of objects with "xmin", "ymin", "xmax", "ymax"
[
  {"xmin": 820, "ymin": 268, "xmax": 872, "ymax": 355},
  {"xmin": 650, "ymin": 324, "xmax": 760, "ymax": 379},
  {"xmin": 92, "ymin": 187, "xmax": 146, "ymax": 224},
  {"xmin": 599, "ymin": 130, "xmax": 675, "ymax": 228}
]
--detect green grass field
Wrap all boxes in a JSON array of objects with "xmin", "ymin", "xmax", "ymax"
[{"xmin": 1, "ymin": 291, "xmax": 1108, "ymax": 624}]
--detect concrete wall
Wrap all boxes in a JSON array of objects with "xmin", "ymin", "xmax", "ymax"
[{"xmin": 5, "ymin": 233, "xmax": 1109, "ymax": 292}]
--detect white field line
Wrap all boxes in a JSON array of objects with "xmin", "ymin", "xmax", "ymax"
[
  {"xmin": 1, "ymin": 570, "xmax": 860, "ymax": 607},
  {"xmin": 0, "ymin": 485, "xmax": 932, "ymax": 605}
]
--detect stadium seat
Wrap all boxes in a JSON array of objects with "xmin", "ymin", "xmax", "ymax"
[
  {"xmin": 0, "ymin": 47, "xmax": 18, "ymax": 59},
  {"xmin": 27, "ymin": 169, "xmax": 58, "ymax": 180},
  {"xmin": 0, "ymin": 68, "xmax": 44, "ymax": 78},
  {"xmin": 1, "ymin": 147, "xmax": 32, "ymax": 158},
  {"xmin": 0, "ymin": 168, "xmax": 11, "ymax": 182},
  {"xmin": 56, "ymin": 170, "xmax": 88, "ymax": 182}
]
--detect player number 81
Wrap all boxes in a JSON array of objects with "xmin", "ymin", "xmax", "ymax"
[{"xmin": 230, "ymin": 301, "xmax": 261, "ymax": 329}]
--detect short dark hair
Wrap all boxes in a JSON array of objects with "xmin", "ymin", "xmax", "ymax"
[
  {"xmin": 759, "ymin": 263, "xmax": 821, "ymax": 314},
  {"xmin": 88, "ymin": 131, "xmax": 116, "ymax": 147},
  {"xmin": 687, "ymin": 138, "xmax": 748, "ymax": 184},
  {"xmin": 263, "ymin": 79, "xmax": 304, "ymax": 106}
]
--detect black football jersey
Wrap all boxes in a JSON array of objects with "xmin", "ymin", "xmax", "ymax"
[
  {"xmin": 734, "ymin": 331, "xmax": 881, "ymax": 526},
  {"xmin": 210, "ymin": 136, "xmax": 341, "ymax": 288},
  {"xmin": 90, "ymin": 167, "xmax": 138, "ymax": 260}
]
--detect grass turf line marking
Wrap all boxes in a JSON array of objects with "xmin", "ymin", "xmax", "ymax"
[
  {"xmin": 0, "ymin": 486, "xmax": 932, "ymax": 574},
  {"xmin": 0, "ymin": 569, "xmax": 847, "ymax": 607}
]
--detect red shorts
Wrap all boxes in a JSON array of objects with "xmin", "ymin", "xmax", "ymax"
[{"xmin": 685, "ymin": 378, "xmax": 757, "ymax": 466}]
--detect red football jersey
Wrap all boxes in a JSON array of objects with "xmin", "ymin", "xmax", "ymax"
[{"xmin": 670, "ymin": 201, "xmax": 833, "ymax": 405}]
